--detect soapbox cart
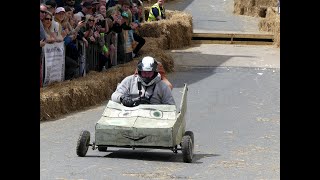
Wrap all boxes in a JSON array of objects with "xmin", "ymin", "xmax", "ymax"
[{"xmin": 76, "ymin": 84, "xmax": 194, "ymax": 163}]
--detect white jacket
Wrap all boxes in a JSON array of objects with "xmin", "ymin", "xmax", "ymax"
[{"xmin": 111, "ymin": 74, "xmax": 175, "ymax": 105}]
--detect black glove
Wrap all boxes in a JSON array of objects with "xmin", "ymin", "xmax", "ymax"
[
  {"xmin": 139, "ymin": 97, "xmax": 151, "ymax": 104},
  {"xmin": 121, "ymin": 96, "xmax": 135, "ymax": 107},
  {"xmin": 132, "ymin": 97, "xmax": 150, "ymax": 106}
]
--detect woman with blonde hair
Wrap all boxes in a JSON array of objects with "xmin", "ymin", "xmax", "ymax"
[{"xmin": 42, "ymin": 12, "xmax": 57, "ymax": 43}]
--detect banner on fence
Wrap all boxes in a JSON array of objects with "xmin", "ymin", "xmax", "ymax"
[{"xmin": 43, "ymin": 42, "xmax": 65, "ymax": 86}]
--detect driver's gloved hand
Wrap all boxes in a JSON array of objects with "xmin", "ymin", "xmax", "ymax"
[
  {"xmin": 139, "ymin": 97, "xmax": 151, "ymax": 104},
  {"xmin": 132, "ymin": 97, "xmax": 150, "ymax": 106},
  {"xmin": 120, "ymin": 96, "xmax": 135, "ymax": 107}
]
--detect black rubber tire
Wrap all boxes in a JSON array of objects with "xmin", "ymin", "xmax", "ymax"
[
  {"xmin": 98, "ymin": 146, "xmax": 108, "ymax": 152},
  {"xmin": 181, "ymin": 135, "xmax": 193, "ymax": 163},
  {"xmin": 76, "ymin": 130, "xmax": 90, "ymax": 157},
  {"xmin": 184, "ymin": 131, "xmax": 194, "ymax": 145}
]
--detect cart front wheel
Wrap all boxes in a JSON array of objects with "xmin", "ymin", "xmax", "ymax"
[
  {"xmin": 181, "ymin": 135, "xmax": 193, "ymax": 163},
  {"xmin": 76, "ymin": 130, "xmax": 90, "ymax": 157}
]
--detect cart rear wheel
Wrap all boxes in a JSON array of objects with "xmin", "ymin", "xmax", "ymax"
[
  {"xmin": 76, "ymin": 130, "xmax": 90, "ymax": 157},
  {"xmin": 98, "ymin": 146, "xmax": 108, "ymax": 152},
  {"xmin": 184, "ymin": 131, "xmax": 194, "ymax": 145},
  {"xmin": 181, "ymin": 135, "xmax": 193, "ymax": 163}
]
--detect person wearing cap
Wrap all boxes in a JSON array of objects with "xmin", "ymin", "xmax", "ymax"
[
  {"xmin": 111, "ymin": 56, "xmax": 175, "ymax": 107},
  {"xmin": 147, "ymin": 0, "xmax": 166, "ymax": 22},
  {"xmin": 74, "ymin": 1, "xmax": 93, "ymax": 22},
  {"xmin": 54, "ymin": 7, "xmax": 68, "ymax": 42},
  {"xmin": 91, "ymin": 0, "xmax": 100, "ymax": 14}
]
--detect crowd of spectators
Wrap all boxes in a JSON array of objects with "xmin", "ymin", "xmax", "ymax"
[{"xmin": 40, "ymin": 0, "xmax": 165, "ymax": 84}]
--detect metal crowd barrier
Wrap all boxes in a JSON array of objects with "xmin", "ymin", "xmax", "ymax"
[
  {"xmin": 86, "ymin": 42, "xmax": 100, "ymax": 71},
  {"xmin": 40, "ymin": 33, "xmax": 120, "ymax": 87}
]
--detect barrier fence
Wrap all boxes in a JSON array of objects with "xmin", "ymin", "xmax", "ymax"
[{"xmin": 41, "ymin": 32, "xmax": 119, "ymax": 87}]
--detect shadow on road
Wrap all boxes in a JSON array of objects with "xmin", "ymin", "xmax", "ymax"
[
  {"xmin": 167, "ymin": 50, "xmax": 256, "ymax": 88},
  {"xmin": 87, "ymin": 149, "xmax": 219, "ymax": 164}
]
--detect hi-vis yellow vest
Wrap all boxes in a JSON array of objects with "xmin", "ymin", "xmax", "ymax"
[{"xmin": 147, "ymin": 3, "xmax": 162, "ymax": 22}]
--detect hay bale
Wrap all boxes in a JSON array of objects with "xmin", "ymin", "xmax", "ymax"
[
  {"xmin": 40, "ymin": 64, "xmax": 137, "ymax": 121},
  {"xmin": 258, "ymin": 8, "xmax": 280, "ymax": 47},
  {"xmin": 234, "ymin": 0, "xmax": 277, "ymax": 17},
  {"xmin": 234, "ymin": 0, "xmax": 280, "ymax": 48},
  {"xmin": 137, "ymin": 10, "xmax": 193, "ymax": 49}
]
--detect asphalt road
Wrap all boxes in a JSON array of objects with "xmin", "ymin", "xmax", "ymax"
[
  {"xmin": 165, "ymin": 0, "xmax": 262, "ymax": 33},
  {"xmin": 40, "ymin": 44, "xmax": 280, "ymax": 180}
]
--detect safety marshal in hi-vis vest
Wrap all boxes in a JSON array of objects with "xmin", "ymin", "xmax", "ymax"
[{"xmin": 147, "ymin": 0, "xmax": 166, "ymax": 22}]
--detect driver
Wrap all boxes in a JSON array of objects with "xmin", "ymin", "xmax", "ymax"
[{"xmin": 111, "ymin": 56, "xmax": 176, "ymax": 107}]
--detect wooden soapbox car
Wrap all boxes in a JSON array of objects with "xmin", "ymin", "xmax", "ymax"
[{"xmin": 76, "ymin": 84, "xmax": 194, "ymax": 163}]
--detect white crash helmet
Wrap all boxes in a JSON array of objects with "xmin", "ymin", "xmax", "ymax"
[{"xmin": 137, "ymin": 56, "xmax": 159, "ymax": 85}]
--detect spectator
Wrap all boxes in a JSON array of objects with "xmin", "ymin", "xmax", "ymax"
[
  {"xmin": 147, "ymin": 0, "xmax": 166, "ymax": 22},
  {"xmin": 106, "ymin": 7, "xmax": 126, "ymax": 64},
  {"xmin": 74, "ymin": 0, "xmax": 94, "ymax": 13},
  {"xmin": 40, "ymin": 4, "xmax": 48, "ymax": 87},
  {"xmin": 63, "ymin": 6, "xmax": 86, "ymax": 35},
  {"xmin": 42, "ymin": 12, "xmax": 57, "ymax": 43},
  {"xmin": 40, "ymin": 4, "xmax": 48, "ymax": 48},
  {"xmin": 92, "ymin": 0, "xmax": 100, "ymax": 15},
  {"xmin": 46, "ymin": 1, "xmax": 61, "ymax": 39},
  {"xmin": 135, "ymin": 0, "xmax": 145, "ymax": 23},
  {"xmin": 111, "ymin": 56, "xmax": 175, "ymax": 106},
  {"xmin": 130, "ymin": 2, "xmax": 145, "ymax": 58},
  {"xmin": 121, "ymin": 11, "xmax": 134, "ymax": 63},
  {"xmin": 54, "ymin": 7, "xmax": 67, "ymax": 42},
  {"xmin": 95, "ymin": 11, "xmax": 112, "ymax": 68},
  {"xmin": 63, "ymin": 0, "xmax": 79, "ymax": 12},
  {"xmin": 99, "ymin": 0, "xmax": 107, "ymax": 7},
  {"xmin": 120, "ymin": 0, "xmax": 132, "ymax": 25},
  {"xmin": 62, "ymin": 7, "xmax": 86, "ymax": 62},
  {"xmin": 106, "ymin": 0, "xmax": 117, "ymax": 8},
  {"xmin": 74, "ymin": 1, "xmax": 93, "ymax": 22},
  {"xmin": 55, "ymin": 7, "xmax": 80, "ymax": 80},
  {"xmin": 45, "ymin": 0, "xmax": 57, "ymax": 15}
]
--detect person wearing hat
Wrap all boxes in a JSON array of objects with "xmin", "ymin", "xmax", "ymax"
[
  {"xmin": 91, "ymin": 0, "xmax": 100, "ymax": 15},
  {"xmin": 74, "ymin": 1, "xmax": 93, "ymax": 22},
  {"xmin": 54, "ymin": 7, "xmax": 67, "ymax": 42}
]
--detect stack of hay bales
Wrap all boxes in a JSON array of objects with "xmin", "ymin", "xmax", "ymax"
[
  {"xmin": 233, "ymin": 0, "xmax": 280, "ymax": 47},
  {"xmin": 137, "ymin": 10, "xmax": 193, "ymax": 50},
  {"xmin": 234, "ymin": 0, "xmax": 278, "ymax": 17},
  {"xmin": 40, "ymin": 9, "xmax": 193, "ymax": 121},
  {"xmin": 258, "ymin": 7, "xmax": 280, "ymax": 47}
]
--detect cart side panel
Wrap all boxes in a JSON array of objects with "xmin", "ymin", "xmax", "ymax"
[{"xmin": 173, "ymin": 84, "xmax": 188, "ymax": 145}]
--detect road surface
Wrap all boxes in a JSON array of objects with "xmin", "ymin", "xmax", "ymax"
[{"xmin": 40, "ymin": 44, "xmax": 280, "ymax": 179}]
